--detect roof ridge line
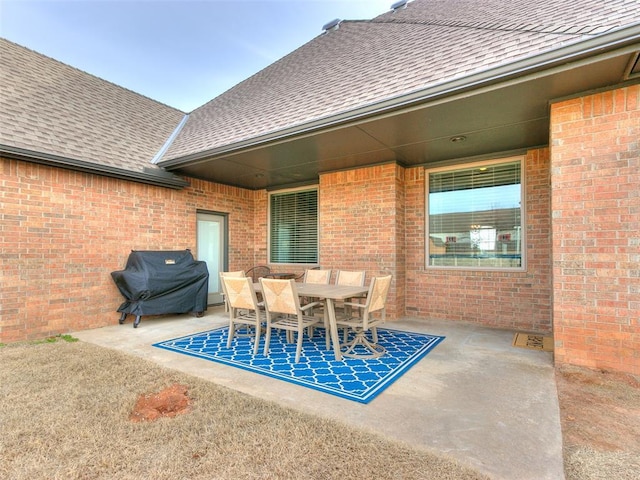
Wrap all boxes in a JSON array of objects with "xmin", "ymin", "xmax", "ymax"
[{"xmin": 370, "ymin": 18, "xmax": 617, "ymax": 36}]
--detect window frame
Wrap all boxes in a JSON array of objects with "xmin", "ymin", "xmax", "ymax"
[
  {"xmin": 425, "ymin": 156, "xmax": 526, "ymax": 271},
  {"xmin": 268, "ymin": 185, "xmax": 319, "ymax": 266}
]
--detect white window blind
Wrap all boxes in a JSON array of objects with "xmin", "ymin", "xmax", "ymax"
[
  {"xmin": 269, "ymin": 188, "xmax": 318, "ymax": 264},
  {"xmin": 427, "ymin": 160, "xmax": 523, "ymax": 269}
]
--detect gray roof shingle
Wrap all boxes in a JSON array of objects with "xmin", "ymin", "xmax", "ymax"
[
  {"xmin": 2, "ymin": 0, "xmax": 639, "ymax": 178},
  {"xmin": 0, "ymin": 38, "xmax": 185, "ymax": 176},
  {"xmin": 160, "ymin": 0, "xmax": 640, "ymax": 162},
  {"xmin": 378, "ymin": 0, "xmax": 640, "ymax": 29}
]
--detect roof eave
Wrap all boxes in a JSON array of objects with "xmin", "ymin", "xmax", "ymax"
[
  {"xmin": 1, "ymin": 144, "xmax": 190, "ymax": 189},
  {"xmin": 158, "ymin": 22, "xmax": 640, "ymax": 170}
]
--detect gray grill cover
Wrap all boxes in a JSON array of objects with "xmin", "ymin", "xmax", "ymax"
[{"xmin": 111, "ymin": 250, "xmax": 209, "ymax": 317}]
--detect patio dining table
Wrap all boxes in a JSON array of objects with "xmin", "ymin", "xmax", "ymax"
[{"xmin": 254, "ymin": 282, "xmax": 369, "ymax": 361}]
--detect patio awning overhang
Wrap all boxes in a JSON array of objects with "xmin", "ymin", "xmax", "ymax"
[{"xmin": 158, "ymin": 24, "xmax": 640, "ymax": 191}]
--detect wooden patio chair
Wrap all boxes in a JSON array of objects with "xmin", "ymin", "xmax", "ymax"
[
  {"xmin": 259, "ymin": 278, "xmax": 323, "ymax": 363},
  {"xmin": 221, "ymin": 275, "xmax": 263, "ymax": 354},
  {"xmin": 309, "ymin": 269, "xmax": 366, "ymax": 341},
  {"xmin": 333, "ymin": 270, "xmax": 367, "ymax": 340},
  {"xmin": 301, "ymin": 268, "xmax": 331, "ymax": 335},
  {"xmin": 334, "ymin": 270, "xmax": 366, "ymax": 287},
  {"xmin": 335, "ymin": 275, "xmax": 392, "ymax": 358},
  {"xmin": 219, "ymin": 270, "xmax": 245, "ymax": 312},
  {"xmin": 303, "ymin": 268, "xmax": 332, "ymax": 284}
]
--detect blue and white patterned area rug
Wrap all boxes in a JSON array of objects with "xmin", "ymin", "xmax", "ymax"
[{"xmin": 153, "ymin": 326, "xmax": 444, "ymax": 404}]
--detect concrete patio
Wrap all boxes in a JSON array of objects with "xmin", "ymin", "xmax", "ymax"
[{"xmin": 72, "ymin": 306, "xmax": 564, "ymax": 479}]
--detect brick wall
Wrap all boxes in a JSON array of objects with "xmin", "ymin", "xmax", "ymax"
[
  {"xmin": 318, "ymin": 151, "xmax": 553, "ymax": 332},
  {"xmin": 0, "ymin": 158, "xmax": 257, "ymax": 342},
  {"xmin": 251, "ymin": 189, "xmax": 269, "ymax": 266},
  {"xmin": 319, "ymin": 163, "xmax": 401, "ymax": 318},
  {"xmin": 404, "ymin": 148, "xmax": 553, "ymax": 332},
  {"xmin": 7, "ymin": 81, "xmax": 635, "ymax": 376},
  {"xmin": 550, "ymin": 84, "xmax": 639, "ymax": 375}
]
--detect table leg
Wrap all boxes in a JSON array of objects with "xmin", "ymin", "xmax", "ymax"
[{"xmin": 325, "ymin": 298, "xmax": 342, "ymax": 361}]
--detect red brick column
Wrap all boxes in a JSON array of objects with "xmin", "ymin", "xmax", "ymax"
[
  {"xmin": 319, "ymin": 163, "xmax": 402, "ymax": 318},
  {"xmin": 550, "ymin": 85, "xmax": 639, "ymax": 375}
]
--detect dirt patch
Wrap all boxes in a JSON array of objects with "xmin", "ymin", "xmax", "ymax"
[
  {"xmin": 556, "ymin": 365, "xmax": 640, "ymax": 479},
  {"xmin": 130, "ymin": 383, "xmax": 192, "ymax": 422}
]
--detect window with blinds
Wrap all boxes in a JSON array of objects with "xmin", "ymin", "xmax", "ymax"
[
  {"xmin": 269, "ymin": 188, "xmax": 318, "ymax": 264},
  {"xmin": 426, "ymin": 158, "xmax": 524, "ymax": 269}
]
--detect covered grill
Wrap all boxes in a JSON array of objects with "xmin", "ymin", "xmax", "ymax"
[{"xmin": 111, "ymin": 250, "xmax": 209, "ymax": 328}]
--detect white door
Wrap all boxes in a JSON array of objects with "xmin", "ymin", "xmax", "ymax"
[{"xmin": 196, "ymin": 212, "xmax": 226, "ymax": 305}]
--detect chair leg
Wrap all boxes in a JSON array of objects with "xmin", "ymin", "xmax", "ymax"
[
  {"xmin": 252, "ymin": 323, "xmax": 261, "ymax": 355},
  {"xmin": 263, "ymin": 326, "xmax": 272, "ymax": 356},
  {"xmin": 295, "ymin": 329, "xmax": 304, "ymax": 363},
  {"xmin": 227, "ymin": 324, "xmax": 235, "ymax": 348},
  {"xmin": 324, "ymin": 315, "xmax": 330, "ymax": 351}
]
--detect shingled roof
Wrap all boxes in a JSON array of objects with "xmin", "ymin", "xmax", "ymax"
[
  {"xmin": 1, "ymin": 0, "xmax": 639, "ymax": 189},
  {"xmin": 159, "ymin": 0, "xmax": 640, "ymax": 163},
  {"xmin": 0, "ymin": 38, "xmax": 188, "ymax": 187}
]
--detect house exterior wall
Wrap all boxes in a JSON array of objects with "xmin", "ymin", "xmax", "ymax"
[
  {"xmin": 550, "ymin": 84, "xmax": 639, "ymax": 375},
  {"xmin": 2, "ymin": 85, "xmax": 636, "ymax": 378},
  {"xmin": 318, "ymin": 153, "xmax": 552, "ymax": 334},
  {"xmin": 0, "ymin": 158, "xmax": 257, "ymax": 343},
  {"xmin": 403, "ymin": 148, "xmax": 554, "ymax": 332},
  {"xmin": 2, "ymin": 149, "xmax": 555, "ymax": 343}
]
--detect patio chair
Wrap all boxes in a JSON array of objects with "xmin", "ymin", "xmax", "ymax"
[
  {"xmin": 259, "ymin": 278, "xmax": 323, "ymax": 363},
  {"xmin": 220, "ymin": 270, "xmax": 245, "ymax": 312},
  {"xmin": 221, "ymin": 275, "xmax": 263, "ymax": 354},
  {"xmin": 303, "ymin": 268, "xmax": 331, "ymax": 284},
  {"xmin": 246, "ymin": 265, "xmax": 271, "ymax": 282},
  {"xmin": 335, "ymin": 275, "xmax": 392, "ymax": 358},
  {"xmin": 309, "ymin": 269, "xmax": 366, "ymax": 341},
  {"xmin": 334, "ymin": 270, "xmax": 366, "ymax": 287},
  {"xmin": 333, "ymin": 270, "xmax": 367, "ymax": 340},
  {"xmin": 291, "ymin": 266, "xmax": 318, "ymax": 281},
  {"xmin": 301, "ymin": 268, "xmax": 331, "ymax": 334}
]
